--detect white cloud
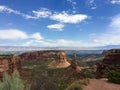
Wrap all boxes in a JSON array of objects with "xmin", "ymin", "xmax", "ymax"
[
  {"xmin": 0, "ymin": 29, "xmax": 43, "ymax": 40},
  {"xmin": 93, "ymin": 33, "xmax": 120, "ymax": 46},
  {"xmin": 0, "ymin": 5, "xmax": 51, "ymax": 19},
  {"xmin": 0, "ymin": 5, "xmax": 89, "ymax": 25},
  {"xmin": 0, "ymin": 5, "xmax": 35, "ymax": 19},
  {"xmin": 0, "ymin": 5, "xmax": 21, "ymax": 14},
  {"xmin": 22, "ymin": 40, "xmax": 35, "ymax": 46},
  {"xmin": 110, "ymin": 0, "xmax": 120, "ymax": 4},
  {"xmin": 32, "ymin": 8, "xmax": 52, "ymax": 19},
  {"xmin": 47, "ymin": 23, "xmax": 64, "ymax": 31},
  {"xmin": 50, "ymin": 12, "xmax": 88, "ymax": 24},
  {"xmin": 86, "ymin": 0, "xmax": 97, "ymax": 9},
  {"xmin": 31, "ymin": 32, "xmax": 43, "ymax": 40},
  {"xmin": 91, "ymin": 14, "xmax": 120, "ymax": 46},
  {"xmin": 0, "ymin": 29, "xmax": 27, "ymax": 40},
  {"xmin": 22, "ymin": 39, "xmax": 85, "ymax": 47},
  {"xmin": 110, "ymin": 14, "xmax": 120, "ymax": 29}
]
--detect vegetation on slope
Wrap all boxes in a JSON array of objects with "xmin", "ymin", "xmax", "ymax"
[
  {"xmin": 21, "ymin": 59, "xmax": 96, "ymax": 90},
  {"xmin": 105, "ymin": 70, "xmax": 120, "ymax": 84},
  {"xmin": 0, "ymin": 70, "xmax": 30, "ymax": 90}
]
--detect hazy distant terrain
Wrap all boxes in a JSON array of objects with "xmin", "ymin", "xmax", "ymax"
[{"xmin": 0, "ymin": 49, "xmax": 103, "ymax": 56}]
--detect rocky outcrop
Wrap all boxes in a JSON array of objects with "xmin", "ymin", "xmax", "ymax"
[
  {"xmin": 70, "ymin": 53, "xmax": 80, "ymax": 72},
  {"xmin": 71, "ymin": 53, "xmax": 77, "ymax": 69},
  {"xmin": 96, "ymin": 49, "xmax": 120, "ymax": 78},
  {"xmin": 48, "ymin": 51, "xmax": 70, "ymax": 68},
  {"xmin": 0, "ymin": 55, "xmax": 21, "ymax": 78},
  {"xmin": 102, "ymin": 49, "xmax": 120, "ymax": 65}
]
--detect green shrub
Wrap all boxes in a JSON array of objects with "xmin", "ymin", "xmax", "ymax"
[
  {"xmin": 0, "ymin": 70, "xmax": 30, "ymax": 90},
  {"xmin": 65, "ymin": 79, "xmax": 89, "ymax": 90},
  {"xmin": 105, "ymin": 70, "xmax": 120, "ymax": 84},
  {"xmin": 66, "ymin": 84, "xmax": 83, "ymax": 90}
]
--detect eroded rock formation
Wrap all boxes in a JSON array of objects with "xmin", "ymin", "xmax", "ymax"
[
  {"xmin": 0, "ymin": 55, "xmax": 21, "ymax": 78},
  {"xmin": 49, "ymin": 51, "xmax": 70, "ymax": 68},
  {"xmin": 18, "ymin": 50, "xmax": 70, "ymax": 68},
  {"xmin": 70, "ymin": 53, "xmax": 80, "ymax": 72},
  {"xmin": 96, "ymin": 49, "xmax": 120, "ymax": 78}
]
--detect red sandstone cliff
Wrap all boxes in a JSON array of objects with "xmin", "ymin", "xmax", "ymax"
[
  {"xmin": 19, "ymin": 50, "xmax": 70, "ymax": 68},
  {"xmin": 96, "ymin": 49, "xmax": 120, "ymax": 78}
]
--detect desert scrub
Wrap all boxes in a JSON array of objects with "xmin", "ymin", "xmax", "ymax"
[
  {"xmin": 0, "ymin": 70, "xmax": 30, "ymax": 90},
  {"xmin": 81, "ymin": 69, "xmax": 95, "ymax": 78},
  {"xmin": 65, "ymin": 79, "xmax": 89, "ymax": 90},
  {"xmin": 105, "ymin": 70, "xmax": 120, "ymax": 84},
  {"xmin": 31, "ymin": 74, "xmax": 58, "ymax": 90}
]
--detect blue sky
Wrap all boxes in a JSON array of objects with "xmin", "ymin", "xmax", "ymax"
[{"xmin": 0, "ymin": 0, "xmax": 120, "ymax": 47}]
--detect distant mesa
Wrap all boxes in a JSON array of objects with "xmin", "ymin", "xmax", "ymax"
[{"xmin": 18, "ymin": 50, "xmax": 71, "ymax": 68}]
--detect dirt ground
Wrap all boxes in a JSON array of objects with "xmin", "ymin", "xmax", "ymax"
[{"xmin": 83, "ymin": 78, "xmax": 120, "ymax": 90}]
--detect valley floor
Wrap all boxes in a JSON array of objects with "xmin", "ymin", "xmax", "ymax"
[{"xmin": 83, "ymin": 78, "xmax": 120, "ymax": 90}]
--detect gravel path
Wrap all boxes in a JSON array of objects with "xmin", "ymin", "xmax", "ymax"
[{"xmin": 83, "ymin": 78, "xmax": 120, "ymax": 90}]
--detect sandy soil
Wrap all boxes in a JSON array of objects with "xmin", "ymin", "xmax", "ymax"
[{"xmin": 83, "ymin": 78, "xmax": 120, "ymax": 90}]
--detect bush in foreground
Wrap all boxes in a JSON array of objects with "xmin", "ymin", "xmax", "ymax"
[
  {"xmin": 0, "ymin": 70, "xmax": 30, "ymax": 90},
  {"xmin": 106, "ymin": 70, "xmax": 120, "ymax": 84},
  {"xmin": 65, "ymin": 79, "xmax": 89, "ymax": 90}
]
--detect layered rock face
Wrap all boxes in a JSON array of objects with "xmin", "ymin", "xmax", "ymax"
[
  {"xmin": 49, "ymin": 51, "xmax": 70, "ymax": 68},
  {"xmin": 96, "ymin": 49, "xmax": 120, "ymax": 78},
  {"xmin": 19, "ymin": 50, "xmax": 70, "ymax": 68},
  {"xmin": 18, "ymin": 50, "xmax": 60, "ymax": 61},
  {"xmin": 102, "ymin": 49, "xmax": 120, "ymax": 65},
  {"xmin": 0, "ymin": 55, "xmax": 21, "ymax": 78}
]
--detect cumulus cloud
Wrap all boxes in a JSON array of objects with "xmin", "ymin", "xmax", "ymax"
[
  {"xmin": 47, "ymin": 23, "xmax": 64, "ymax": 31},
  {"xmin": 0, "ymin": 29, "xmax": 27, "ymax": 40},
  {"xmin": 0, "ymin": 29, "xmax": 43, "ymax": 40},
  {"xmin": 110, "ymin": 0, "xmax": 120, "ymax": 4},
  {"xmin": 50, "ymin": 12, "xmax": 88, "ymax": 24}
]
